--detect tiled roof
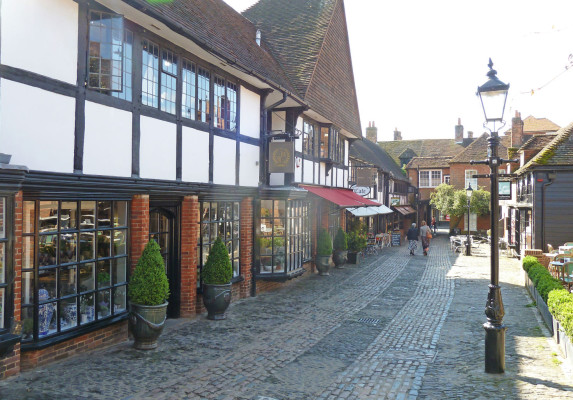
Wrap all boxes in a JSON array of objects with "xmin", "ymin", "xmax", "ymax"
[
  {"xmin": 406, "ymin": 157, "xmax": 452, "ymax": 169},
  {"xmin": 244, "ymin": 0, "xmax": 362, "ymax": 137},
  {"xmin": 523, "ymin": 115, "xmax": 561, "ymax": 133},
  {"xmin": 517, "ymin": 122, "xmax": 573, "ymax": 174},
  {"xmin": 122, "ymin": 0, "xmax": 298, "ymax": 96},
  {"xmin": 350, "ymin": 139, "xmax": 408, "ymax": 182},
  {"xmin": 449, "ymin": 133, "xmax": 511, "ymax": 163},
  {"xmin": 520, "ymin": 134, "xmax": 557, "ymax": 151},
  {"xmin": 378, "ymin": 139, "xmax": 469, "ymax": 166}
]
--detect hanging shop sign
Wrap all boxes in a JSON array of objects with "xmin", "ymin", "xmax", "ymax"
[
  {"xmin": 269, "ymin": 141, "xmax": 295, "ymax": 173},
  {"xmin": 390, "ymin": 197, "xmax": 400, "ymax": 206},
  {"xmin": 352, "ymin": 185, "xmax": 371, "ymax": 197}
]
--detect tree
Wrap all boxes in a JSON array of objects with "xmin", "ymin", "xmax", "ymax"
[{"xmin": 430, "ymin": 183, "xmax": 491, "ymax": 229}]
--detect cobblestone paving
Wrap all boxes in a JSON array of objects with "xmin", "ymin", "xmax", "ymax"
[{"xmin": 1, "ymin": 233, "xmax": 572, "ymax": 399}]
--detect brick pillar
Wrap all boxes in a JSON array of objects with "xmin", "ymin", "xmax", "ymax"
[
  {"xmin": 239, "ymin": 197, "xmax": 253, "ymax": 298},
  {"xmin": 130, "ymin": 194, "xmax": 149, "ymax": 272},
  {"xmin": 180, "ymin": 196, "xmax": 198, "ymax": 317},
  {"xmin": 340, "ymin": 208, "xmax": 346, "ymax": 232},
  {"xmin": 511, "ymin": 111, "xmax": 524, "ymax": 148},
  {"xmin": 0, "ymin": 191, "xmax": 23, "ymax": 379}
]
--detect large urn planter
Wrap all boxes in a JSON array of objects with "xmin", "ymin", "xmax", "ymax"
[
  {"xmin": 202, "ymin": 283, "xmax": 232, "ymax": 320},
  {"xmin": 315, "ymin": 255, "xmax": 332, "ymax": 276},
  {"xmin": 333, "ymin": 250, "xmax": 347, "ymax": 268},
  {"xmin": 333, "ymin": 228, "xmax": 348, "ymax": 269},
  {"xmin": 129, "ymin": 302, "xmax": 168, "ymax": 350}
]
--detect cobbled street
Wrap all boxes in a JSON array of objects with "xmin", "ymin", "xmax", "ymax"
[{"xmin": 1, "ymin": 233, "xmax": 572, "ymax": 399}]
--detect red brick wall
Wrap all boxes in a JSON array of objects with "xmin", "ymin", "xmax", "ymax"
[
  {"xmin": 239, "ymin": 197, "xmax": 253, "ymax": 299},
  {"xmin": 21, "ymin": 320, "xmax": 128, "ymax": 371},
  {"xmin": 130, "ymin": 194, "xmax": 149, "ymax": 273},
  {"xmin": 180, "ymin": 196, "xmax": 199, "ymax": 318}
]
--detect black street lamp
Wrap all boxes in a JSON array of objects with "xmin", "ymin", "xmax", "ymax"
[
  {"xmin": 474, "ymin": 58, "xmax": 511, "ymax": 374},
  {"xmin": 466, "ymin": 183, "xmax": 473, "ymax": 256}
]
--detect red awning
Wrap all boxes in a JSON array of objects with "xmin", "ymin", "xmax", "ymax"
[{"xmin": 300, "ymin": 185, "xmax": 380, "ymax": 207}]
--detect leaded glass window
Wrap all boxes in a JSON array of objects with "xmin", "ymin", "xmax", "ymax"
[
  {"xmin": 160, "ymin": 49, "xmax": 177, "ymax": 115},
  {"xmin": 142, "ymin": 39, "xmax": 159, "ymax": 108},
  {"xmin": 88, "ymin": 11, "xmax": 123, "ymax": 91},
  {"xmin": 182, "ymin": 59, "xmax": 196, "ymax": 120},
  {"xmin": 197, "ymin": 67, "xmax": 210, "ymax": 123}
]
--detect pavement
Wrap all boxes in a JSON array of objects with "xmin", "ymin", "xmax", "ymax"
[{"xmin": 1, "ymin": 230, "xmax": 572, "ymax": 399}]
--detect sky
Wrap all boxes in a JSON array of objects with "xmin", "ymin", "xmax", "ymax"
[{"xmin": 224, "ymin": 0, "xmax": 573, "ymax": 140}]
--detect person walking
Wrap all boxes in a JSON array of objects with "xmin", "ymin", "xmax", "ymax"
[
  {"xmin": 420, "ymin": 220, "xmax": 432, "ymax": 256},
  {"xmin": 431, "ymin": 216, "xmax": 437, "ymax": 234},
  {"xmin": 406, "ymin": 223, "xmax": 419, "ymax": 255}
]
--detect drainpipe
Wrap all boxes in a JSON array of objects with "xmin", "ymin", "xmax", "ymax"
[{"xmin": 541, "ymin": 171, "xmax": 555, "ymax": 252}]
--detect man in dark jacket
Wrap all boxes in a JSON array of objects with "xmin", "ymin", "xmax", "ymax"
[{"xmin": 406, "ymin": 223, "xmax": 419, "ymax": 255}]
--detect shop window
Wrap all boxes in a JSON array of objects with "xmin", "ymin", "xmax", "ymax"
[
  {"xmin": 258, "ymin": 200, "xmax": 310, "ymax": 274},
  {"xmin": 21, "ymin": 200, "xmax": 128, "ymax": 343},
  {"xmin": 198, "ymin": 202, "xmax": 240, "ymax": 287}
]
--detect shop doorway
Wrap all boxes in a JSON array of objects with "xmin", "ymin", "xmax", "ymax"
[{"xmin": 149, "ymin": 206, "xmax": 180, "ymax": 318}]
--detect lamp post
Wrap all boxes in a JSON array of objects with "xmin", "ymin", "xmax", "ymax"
[
  {"xmin": 466, "ymin": 184, "xmax": 473, "ymax": 256},
  {"xmin": 474, "ymin": 58, "xmax": 510, "ymax": 374}
]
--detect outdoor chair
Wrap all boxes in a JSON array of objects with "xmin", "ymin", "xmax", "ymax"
[{"xmin": 560, "ymin": 262, "xmax": 573, "ymax": 291}]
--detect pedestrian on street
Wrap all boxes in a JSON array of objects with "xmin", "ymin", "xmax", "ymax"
[
  {"xmin": 431, "ymin": 216, "xmax": 436, "ymax": 234},
  {"xmin": 420, "ymin": 220, "xmax": 432, "ymax": 256},
  {"xmin": 407, "ymin": 223, "xmax": 419, "ymax": 255}
]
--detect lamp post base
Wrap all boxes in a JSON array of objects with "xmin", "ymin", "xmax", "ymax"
[{"xmin": 484, "ymin": 322, "xmax": 506, "ymax": 373}]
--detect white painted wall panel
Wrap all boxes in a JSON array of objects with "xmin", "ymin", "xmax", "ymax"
[
  {"xmin": 303, "ymin": 160, "xmax": 313, "ymax": 184},
  {"xmin": 337, "ymin": 168, "xmax": 344, "ymax": 187},
  {"xmin": 2, "ymin": 0, "xmax": 78, "ymax": 84},
  {"xmin": 320, "ymin": 163, "xmax": 326, "ymax": 186},
  {"xmin": 213, "ymin": 136, "xmax": 236, "ymax": 185},
  {"xmin": 344, "ymin": 140, "xmax": 349, "ymax": 166},
  {"xmin": 295, "ymin": 117, "xmax": 303, "ymax": 152},
  {"xmin": 84, "ymin": 102, "xmax": 131, "ymax": 177},
  {"xmin": 271, "ymin": 111, "xmax": 285, "ymax": 132},
  {"xmin": 240, "ymin": 143, "xmax": 259, "ymax": 187},
  {"xmin": 182, "ymin": 127, "xmax": 209, "ymax": 183},
  {"xmin": 0, "ymin": 79, "xmax": 75, "ymax": 172},
  {"xmin": 314, "ymin": 162, "xmax": 319, "ymax": 185},
  {"xmin": 269, "ymin": 173, "xmax": 284, "ymax": 186},
  {"xmin": 239, "ymin": 87, "xmax": 260, "ymax": 139},
  {"xmin": 140, "ymin": 117, "xmax": 176, "ymax": 180},
  {"xmin": 294, "ymin": 158, "xmax": 302, "ymax": 183}
]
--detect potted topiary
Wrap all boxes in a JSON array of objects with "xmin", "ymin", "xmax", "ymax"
[
  {"xmin": 201, "ymin": 237, "xmax": 233, "ymax": 320},
  {"xmin": 315, "ymin": 229, "xmax": 333, "ymax": 276},
  {"xmin": 332, "ymin": 227, "xmax": 348, "ymax": 268},
  {"xmin": 347, "ymin": 231, "xmax": 367, "ymax": 264},
  {"xmin": 128, "ymin": 240, "xmax": 170, "ymax": 350}
]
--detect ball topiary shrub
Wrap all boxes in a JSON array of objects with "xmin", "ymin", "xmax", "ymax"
[
  {"xmin": 202, "ymin": 237, "xmax": 232, "ymax": 285},
  {"xmin": 522, "ymin": 255, "xmax": 539, "ymax": 273},
  {"xmin": 333, "ymin": 228, "xmax": 348, "ymax": 251},
  {"xmin": 129, "ymin": 240, "xmax": 170, "ymax": 305},
  {"xmin": 317, "ymin": 229, "xmax": 333, "ymax": 256}
]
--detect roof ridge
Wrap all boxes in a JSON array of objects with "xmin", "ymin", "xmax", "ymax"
[{"xmin": 517, "ymin": 121, "xmax": 573, "ymax": 173}]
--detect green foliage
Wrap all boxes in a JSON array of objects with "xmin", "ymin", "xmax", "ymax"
[
  {"xmin": 129, "ymin": 240, "xmax": 170, "ymax": 306},
  {"xmin": 333, "ymin": 228, "xmax": 348, "ymax": 251},
  {"xmin": 522, "ymin": 256, "xmax": 539, "ymax": 273},
  {"xmin": 430, "ymin": 184, "xmax": 456, "ymax": 215},
  {"xmin": 202, "ymin": 237, "xmax": 233, "ymax": 284},
  {"xmin": 347, "ymin": 231, "xmax": 367, "ymax": 253},
  {"xmin": 527, "ymin": 262, "xmax": 563, "ymax": 303},
  {"xmin": 548, "ymin": 289, "xmax": 573, "ymax": 339},
  {"xmin": 430, "ymin": 183, "xmax": 490, "ymax": 217},
  {"xmin": 316, "ymin": 229, "xmax": 333, "ymax": 256}
]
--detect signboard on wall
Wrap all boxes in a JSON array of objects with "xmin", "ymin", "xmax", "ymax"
[
  {"xmin": 499, "ymin": 181, "xmax": 511, "ymax": 200},
  {"xmin": 390, "ymin": 197, "xmax": 400, "ymax": 206},
  {"xmin": 352, "ymin": 186, "xmax": 371, "ymax": 197},
  {"xmin": 269, "ymin": 141, "xmax": 294, "ymax": 173}
]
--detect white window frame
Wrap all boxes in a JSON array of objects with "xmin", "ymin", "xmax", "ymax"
[
  {"xmin": 465, "ymin": 169, "xmax": 478, "ymax": 190},
  {"xmin": 419, "ymin": 170, "xmax": 442, "ymax": 188},
  {"xmin": 444, "ymin": 175, "xmax": 450, "ymax": 185}
]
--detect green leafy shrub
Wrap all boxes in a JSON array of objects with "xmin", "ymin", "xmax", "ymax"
[
  {"xmin": 347, "ymin": 231, "xmax": 367, "ymax": 253},
  {"xmin": 317, "ymin": 229, "xmax": 333, "ymax": 256},
  {"xmin": 548, "ymin": 289, "xmax": 573, "ymax": 339},
  {"xmin": 333, "ymin": 228, "xmax": 348, "ymax": 251},
  {"xmin": 522, "ymin": 256, "xmax": 539, "ymax": 273},
  {"xmin": 129, "ymin": 240, "xmax": 170, "ymax": 305},
  {"xmin": 201, "ymin": 237, "xmax": 232, "ymax": 284}
]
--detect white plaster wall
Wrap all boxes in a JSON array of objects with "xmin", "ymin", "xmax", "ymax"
[
  {"xmin": 344, "ymin": 140, "xmax": 349, "ymax": 166},
  {"xmin": 303, "ymin": 160, "xmax": 313, "ymax": 184},
  {"xmin": 182, "ymin": 127, "xmax": 209, "ymax": 183},
  {"xmin": 239, "ymin": 87, "xmax": 260, "ymax": 139},
  {"xmin": 337, "ymin": 168, "xmax": 344, "ymax": 187},
  {"xmin": 295, "ymin": 117, "xmax": 303, "ymax": 153},
  {"xmin": 315, "ymin": 162, "xmax": 320, "ymax": 185},
  {"xmin": 2, "ymin": 0, "xmax": 78, "ymax": 84},
  {"xmin": 140, "ymin": 117, "xmax": 176, "ymax": 180},
  {"xmin": 240, "ymin": 143, "xmax": 259, "ymax": 187},
  {"xmin": 320, "ymin": 163, "xmax": 327, "ymax": 186},
  {"xmin": 271, "ymin": 111, "xmax": 285, "ymax": 132},
  {"xmin": 0, "ymin": 79, "xmax": 75, "ymax": 172},
  {"xmin": 269, "ymin": 173, "xmax": 284, "ymax": 186},
  {"xmin": 83, "ymin": 102, "xmax": 131, "ymax": 177},
  {"xmin": 294, "ymin": 158, "xmax": 302, "ymax": 183},
  {"xmin": 213, "ymin": 136, "xmax": 236, "ymax": 185}
]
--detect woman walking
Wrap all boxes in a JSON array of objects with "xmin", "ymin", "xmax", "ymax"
[
  {"xmin": 420, "ymin": 220, "xmax": 432, "ymax": 256},
  {"xmin": 406, "ymin": 223, "xmax": 419, "ymax": 255}
]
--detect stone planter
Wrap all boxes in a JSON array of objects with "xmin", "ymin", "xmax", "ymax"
[
  {"xmin": 202, "ymin": 283, "xmax": 232, "ymax": 320},
  {"xmin": 347, "ymin": 251, "xmax": 362, "ymax": 264},
  {"xmin": 129, "ymin": 302, "xmax": 168, "ymax": 350},
  {"xmin": 333, "ymin": 250, "xmax": 347, "ymax": 269},
  {"xmin": 315, "ymin": 255, "xmax": 331, "ymax": 276}
]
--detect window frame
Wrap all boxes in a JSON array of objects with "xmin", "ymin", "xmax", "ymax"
[
  {"xmin": 465, "ymin": 169, "xmax": 478, "ymax": 190},
  {"xmin": 302, "ymin": 120, "xmax": 315, "ymax": 157},
  {"xmin": 419, "ymin": 170, "xmax": 442, "ymax": 188},
  {"xmin": 0, "ymin": 196, "xmax": 11, "ymax": 334}
]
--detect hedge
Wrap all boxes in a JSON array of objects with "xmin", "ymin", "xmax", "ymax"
[{"xmin": 525, "ymin": 258, "xmax": 573, "ymax": 339}]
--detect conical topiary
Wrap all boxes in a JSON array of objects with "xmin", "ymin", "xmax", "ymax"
[
  {"xmin": 333, "ymin": 227, "xmax": 348, "ymax": 251},
  {"xmin": 202, "ymin": 237, "xmax": 233, "ymax": 284},
  {"xmin": 317, "ymin": 229, "xmax": 333, "ymax": 256},
  {"xmin": 129, "ymin": 240, "xmax": 170, "ymax": 305}
]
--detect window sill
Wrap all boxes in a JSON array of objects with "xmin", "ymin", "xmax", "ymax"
[
  {"xmin": 0, "ymin": 333, "xmax": 21, "ymax": 357},
  {"xmin": 255, "ymin": 267, "xmax": 306, "ymax": 282}
]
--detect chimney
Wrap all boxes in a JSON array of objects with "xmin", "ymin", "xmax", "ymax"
[
  {"xmin": 468, "ymin": 131, "xmax": 473, "ymax": 139},
  {"xmin": 455, "ymin": 118, "xmax": 463, "ymax": 143},
  {"xmin": 511, "ymin": 111, "xmax": 524, "ymax": 148},
  {"xmin": 393, "ymin": 127, "xmax": 402, "ymax": 141},
  {"xmin": 365, "ymin": 121, "xmax": 378, "ymax": 143}
]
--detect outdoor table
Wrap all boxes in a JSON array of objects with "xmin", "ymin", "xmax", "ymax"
[{"xmin": 559, "ymin": 245, "xmax": 573, "ymax": 253}]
